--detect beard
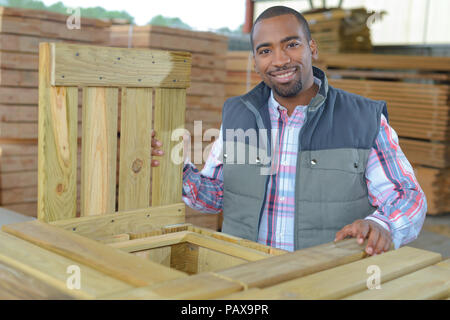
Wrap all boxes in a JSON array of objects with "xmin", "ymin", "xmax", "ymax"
[
  {"xmin": 271, "ymin": 78, "xmax": 303, "ymax": 98},
  {"xmin": 264, "ymin": 67, "xmax": 304, "ymax": 98}
]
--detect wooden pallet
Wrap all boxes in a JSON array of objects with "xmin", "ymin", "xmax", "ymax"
[{"xmin": 0, "ymin": 219, "xmax": 448, "ymax": 300}]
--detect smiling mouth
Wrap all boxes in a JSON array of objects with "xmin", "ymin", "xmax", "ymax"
[{"xmin": 269, "ymin": 67, "xmax": 298, "ymax": 83}]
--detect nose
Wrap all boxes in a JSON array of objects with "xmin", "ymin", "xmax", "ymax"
[{"xmin": 272, "ymin": 48, "xmax": 290, "ymax": 68}]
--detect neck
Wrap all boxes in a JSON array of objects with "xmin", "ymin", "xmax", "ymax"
[{"xmin": 274, "ymin": 79, "xmax": 318, "ymax": 116}]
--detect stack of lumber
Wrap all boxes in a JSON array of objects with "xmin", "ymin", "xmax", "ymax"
[
  {"xmin": 1, "ymin": 218, "xmax": 449, "ymax": 300},
  {"xmin": 226, "ymin": 51, "xmax": 450, "ymax": 215},
  {"xmin": 0, "ymin": 7, "xmax": 111, "ymax": 217},
  {"xmin": 107, "ymin": 25, "xmax": 228, "ymax": 230},
  {"xmin": 322, "ymin": 53, "xmax": 450, "ymax": 214},
  {"xmin": 303, "ymin": 7, "xmax": 373, "ymax": 53}
]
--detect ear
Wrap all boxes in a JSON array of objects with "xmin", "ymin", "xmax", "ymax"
[{"xmin": 309, "ymin": 39, "xmax": 319, "ymax": 61}]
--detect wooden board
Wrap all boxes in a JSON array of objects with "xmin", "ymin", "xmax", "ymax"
[
  {"xmin": 51, "ymin": 42, "xmax": 191, "ymax": 88},
  {"xmin": 118, "ymin": 88, "xmax": 152, "ymax": 211},
  {"xmin": 151, "ymin": 88, "xmax": 185, "ymax": 206},
  {"xmin": 80, "ymin": 87, "xmax": 118, "ymax": 217},
  {"xmin": 2, "ymin": 220, "xmax": 186, "ymax": 287},
  {"xmin": 37, "ymin": 43, "xmax": 78, "ymax": 222}
]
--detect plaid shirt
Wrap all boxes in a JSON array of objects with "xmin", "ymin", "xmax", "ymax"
[{"xmin": 182, "ymin": 80, "xmax": 427, "ymax": 251}]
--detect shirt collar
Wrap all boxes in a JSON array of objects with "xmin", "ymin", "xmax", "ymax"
[{"xmin": 268, "ymin": 76, "xmax": 322, "ymax": 118}]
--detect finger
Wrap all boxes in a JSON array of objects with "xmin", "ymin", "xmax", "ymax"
[
  {"xmin": 335, "ymin": 225, "xmax": 352, "ymax": 242},
  {"xmin": 152, "ymin": 149, "xmax": 164, "ymax": 156},
  {"xmin": 152, "ymin": 139, "xmax": 162, "ymax": 148},
  {"xmin": 383, "ymin": 235, "xmax": 392, "ymax": 253},
  {"xmin": 151, "ymin": 159, "xmax": 160, "ymax": 167},
  {"xmin": 357, "ymin": 222, "xmax": 370, "ymax": 245},
  {"xmin": 366, "ymin": 228, "xmax": 380, "ymax": 256},
  {"xmin": 374, "ymin": 235, "xmax": 386, "ymax": 255}
]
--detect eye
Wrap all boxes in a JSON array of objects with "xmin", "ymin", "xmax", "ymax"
[
  {"xmin": 258, "ymin": 48, "xmax": 271, "ymax": 55},
  {"xmin": 287, "ymin": 41, "xmax": 300, "ymax": 48}
]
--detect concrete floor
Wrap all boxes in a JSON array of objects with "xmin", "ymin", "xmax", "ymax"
[{"xmin": 0, "ymin": 207, "xmax": 448, "ymax": 258}]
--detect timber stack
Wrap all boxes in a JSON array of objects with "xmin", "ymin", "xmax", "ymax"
[
  {"xmin": 226, "ymin": 51, "xmax": 450, "ymax": 215},
  {"xmin": 107, "ymin": 24, "xmax": 229, "ymax": 230},
  {"xmin": 303, "ymin": 7, "xmax": 374, "ymax": 53},
  {"xmin": 0, "ymin": 6, "xmax": 111, "ymax": 216}
]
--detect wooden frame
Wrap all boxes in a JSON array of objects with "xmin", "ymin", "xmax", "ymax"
[{"xmin": 0, "ymin": 43, "xmax": 448, "ymax": 300}]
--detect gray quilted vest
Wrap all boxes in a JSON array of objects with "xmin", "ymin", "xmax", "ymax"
[{"xmin": 220, "ymin": 66, "xmax": 388, "ymax": 250}]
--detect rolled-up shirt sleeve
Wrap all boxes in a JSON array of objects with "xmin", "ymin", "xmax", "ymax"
[
  {"xmin": 364, "ymin": 114, "xmax": 427, "ymax": 249},
  {"xmin": 182, "ymin": 126, "xmax": 224, "ymax": 214}
]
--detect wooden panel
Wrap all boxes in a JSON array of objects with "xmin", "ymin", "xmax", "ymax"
[
  {"xmin": 0, "ymin": 259, "xmax": 74, "ymax": 300},
  {"xmin": 344, "ymin": 259, "xmax": 450, "ymax": 300},
  {"xmin": 101, "ymin": 272, "xmax": 243, "ymax": 300},
  {"xmin": 134, "ymin": 247, "xmax": 172, "ymax": 267},
  {"xmin": 38, "ymin": 43, "xmax": 78, "ymax": 222},
  {"xmin": 118, "ymin": 88, "xmax": 152, "ymax": 211},
  {"xmin": 50, "ymin": 203, "xmax": 185, "ymax": 240},
  {"xmin": 111, "ymin": 231, "xmax": 189, "ymax": 253},
  {"xmin": 216, "ymin": 239, "xmax": 368, "ymax": 289},
  {"xmin": 184, "ymin": 232, "xmax": 271, "ymax": 261},
  {"xmin": 2, "ymin": 220, "xmax": 186, "ymax": 287},
  {"xmin": 197, "ymin": 246, "xmax": 248, "ymax": 273},
  {"xmin": 225, "ymin": 247, "xmax": 442, "ymax": 300},
  {"xmin": 151, "ymin": 88, "xmax": 186, "ymax": 206},
  {"xmin": 170, "ymin": 242, "xmax": 198, "ymax": 275},
  {"xmin": 0, "ymin": 231, "xmax": 133, "ymax": 299},
  {"xmin": 50, "ymin": 43, "xmax": 191, "ymax": 88},
  {"xmin": 81, "ymin": 87, "xmax": 118, "ymax": 216}
]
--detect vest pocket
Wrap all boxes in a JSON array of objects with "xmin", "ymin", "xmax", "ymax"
[{"xmin": 298, "ymin": 149, "xmax": 370, "ymax": 202}]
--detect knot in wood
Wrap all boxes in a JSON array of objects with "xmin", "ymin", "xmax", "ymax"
[
  {"xmin": 56, "ymin": 183, "xmax": 64, "ymax": 194},
  {"xmin": 132, "ymin": 159, "xmax": 144, "ymax": 173}
]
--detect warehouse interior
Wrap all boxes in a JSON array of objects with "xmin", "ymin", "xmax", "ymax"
[{"xmin": 0, "ymin": 0, "xmax": 449, "ymax": 300}]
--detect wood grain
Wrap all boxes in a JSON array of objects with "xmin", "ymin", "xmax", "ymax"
[
  {"xmin": 2, "ymin": 220, "xmax": 187, "ymax": 287},
  {"xmin": 81, "ymin": 87, "xmax": 118, "ymax": 216},
  {"xmin": 118, "ymin": 88, "xmax": 152, "ymax": 211},
  {"xmin": 50, "ymin": 42, "xmax": 191, "ymax": 88},
  {"xmin": 38, "ymin": 42, "xmax": 78, "ymax": 222}
]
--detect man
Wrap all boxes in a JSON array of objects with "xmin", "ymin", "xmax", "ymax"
[{"xmin": 153, "ymin": 6, "xmax": 427, "ymax": 256}]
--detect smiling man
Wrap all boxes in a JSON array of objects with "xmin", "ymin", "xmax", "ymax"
[{"xmin": 177, "ymin": 6, "xmax": 427, "ymax": 255}]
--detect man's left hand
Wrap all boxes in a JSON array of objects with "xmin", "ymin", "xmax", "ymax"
[{"xmin": 334, "ymin": 219, "xmax": 392, "ymax": 256}]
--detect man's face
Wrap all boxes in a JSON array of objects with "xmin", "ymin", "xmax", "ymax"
[{"xmin": 252, "ymin": 14, "xmax": 317, "ymax": 98}]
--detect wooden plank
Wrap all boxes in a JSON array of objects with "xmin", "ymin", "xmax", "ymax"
[
  {"xmin": 216, "ymin": 239, "xmax": 368, "ymax": 289},
  {"xmin": 0, "ymin": 259, "xmax": 74, "ymax": 299},
  {"xmin": 151, "ymin": 88, "xmax": 186, "ymax": 206},
  {"xmin": 197, "ymin": 245, "xmax": 248, "ymax": 273},
  {"xmin": 344, "ymin": 259, "xmax": 450, "ymax": 300},
  {"xmin": 50, "ymin": 203, "xmax": 185, "ymax": 240},
  {"xmin": 134, "ymin": 246, "xmax": 172, "ymax": 267},
  {"xmin": 118, "ymin": 88, "xmax": 152, "ymax": 211},
  {"xmin": 81, "ymin": 87, "xmax": 118, "ymax": 216},
  {"xmin": 170, "ymin": 242, "xmax": 198, "ymax": 274},
  {"xmin": 38, "ymin": 43, "xmax": 78, "ymax": 222},
  {"xmin": 96, "ymin": 233, "xmax": 130, "ymax": 244},
  {"xmin": 184, "ymin": 232, "xmax": 271, "ymax": 261},
  {"xmin": 0, "ymin": 6, "xmax": 111, "ymax": 27},
  {"xmin": 0, "ymin": 15, "xmax": 108, "ymax": 43},
  {"xmin": 0, "ymin": 231, "xmax": 134, "ymax": 299},
  {"xmin": 320, "ymin": 53, "xmax": 450, "ymax": 72},
  {"xmin": 110, "ymin": 231, "xmax": 189, "ymax": 252},
  {"xmin": 2, "ymin": 220, "xmax": 187, "ymax": 287},
  {"xmin": 226, "ymin": 246, "xmax": 442, "ymax": 300},
  {"xmin": 100, "ymin": 272, "xmax": 243, "ymax": 300},
  {"xmin": 50, "ymin": 42, "xmax": 191, "ymax": 88}
]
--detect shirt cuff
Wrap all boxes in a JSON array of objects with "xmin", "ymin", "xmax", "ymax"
[{"xmin": 365, "ymin": 211, "xmax": 391, "ymax": 233}]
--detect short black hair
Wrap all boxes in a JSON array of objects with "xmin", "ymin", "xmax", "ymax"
[{"xmin": 250, "ymin": 6, "xmax": 312, "ymax": 53}]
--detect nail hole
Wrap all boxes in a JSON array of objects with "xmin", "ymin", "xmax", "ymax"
[
  {"xmin": 111, "ymin": 219, "xmax": 115, "ymax": 223},
  {"xmin": 72, "ymin": 227, "xmax": 77, "ymax": 231}
]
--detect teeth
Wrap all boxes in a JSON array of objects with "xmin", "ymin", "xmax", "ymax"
[{"xmin": 275, "ymin": 71, "xmax": 294, "ymax": 78}]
